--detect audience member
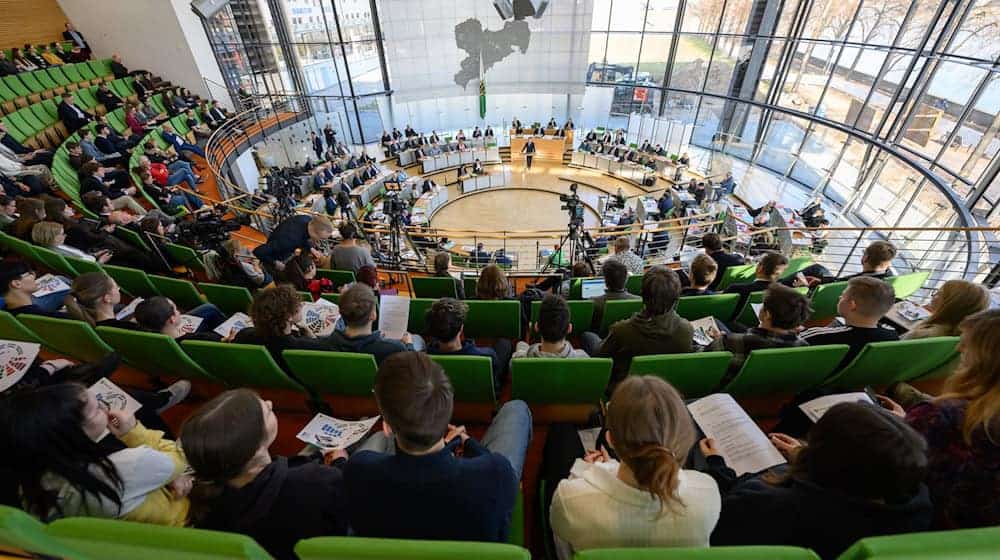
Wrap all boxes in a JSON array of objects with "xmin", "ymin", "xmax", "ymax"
[
  {"xmin": 344, "ymin": 352, "xmax": 531, "ymax": 541},
  {"xmin": 133, "ymin": 296, "xmax": 226, "ymax": 341},
  {"xmin": 58, "ymin": 93, "xmax": 93, "ymax": 133},
  {"xmin": 0, "ymin": 122, "xmax": 53, "ymax": 167},
  {"xmin": 0, "ymin": 194, "xmax": 16, "ymax": 229},
  {"xmin": 475, "ymin": 264, "xmax": 512, "ymax": 300},
  {"xmin": 425, "ymin": 298, "xmax": 512, "ymax": 390},
  {"xmin": 31, "ymin": 221, "xmax": 111, "ymax": 263},
  {"xmin": 512, "ymin": 294, "xmax": 588, "ymax": 361},
  {"xmin": 584, "ymin": 266, "xmax": 693, "ymax": 384},
  {"xmin": 801, "ymin": 276, "xmax": 898, "ymax": 369},
  {"xmin": 160, "ymin": 122, "xmax": 206, "ymax": 159},
  {"xmin": 550, "ymin": 376, "xmax": 720, "ymax": 558},
  {"xmin": 325, "ymin": 283, "xmax": 417, "ymax": 363},
  {"xmin": 681, "ymin": 254, "xmax": 718, "ymax": 296},
  {"xmin": 589, "ymin": 259, "xmax": 639, "ymax": 332},
  {"xmin": 607, "ymin": 237, "xmax": 644, "ymax": 276},
  {"xmin": 253, "ymin": 214, "xmax": 334, "ymax": 271},
  {"xmin": 9, "ymin": 196, "xmax": 45, "ymax": 240},
  {"xmin": 432, "ymin": 251, "xmax": 464, "ymax": 298},
  {"xmin": 232, "ymin": 285, "xmax": 330, "ymax": 373},
  {"xmin": 330, "ymin": 222, "xmax": 375, "ymax": 274},
  {"xmin": 79, "ymin": 161, "xmax": 146, "ymax": 216},
  {"xmin": 901, "ymin": 280, "xmax": 989, "ymax": 340},
  {"xmin": 723, "ymin": 252, "xmax": 788, "ymax": 321},
  {"xmin": 702, "ymin": 233, "xmax": 745, "ymax": 290},
  {"xmin": 0, "ymin": 261, "xmax": 71, "ymax": 317},
  {"xmin": 842, "ymin": 241, "xmax": 896, "ymax": 280},
  {"xmin": 703, "ymin": 402, "xmax": 931, "ymax": 558}
]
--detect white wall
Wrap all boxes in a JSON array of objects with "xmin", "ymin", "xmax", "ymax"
[{"xmin": 57, "ymin": 0, "xmax": 232, "ymax": 110}]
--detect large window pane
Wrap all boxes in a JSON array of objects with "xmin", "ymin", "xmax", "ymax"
[{"xmin": 681, "ymin": 0, "xmax": 723, "ymax": 33}]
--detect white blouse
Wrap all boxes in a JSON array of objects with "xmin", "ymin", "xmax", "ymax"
[{"xmin": 550, "ymin": 459, "xmax": 721, "ymax": 559}]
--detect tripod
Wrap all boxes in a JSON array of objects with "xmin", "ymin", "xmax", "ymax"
[{"xmin": 542, "ymin": 222, "xmax": 594, "ymax": 274}]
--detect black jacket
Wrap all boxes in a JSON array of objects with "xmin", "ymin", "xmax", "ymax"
[
  {"xmin": 707, "ymin": 250, "xmax": 746, "ymax": 290},
  {"xmin": 707, "ymin": 459, "xmax": 932, "ymax": 559},
  {"xmin": 1, "ymin": 134, "xmax": 30, "ymax": 155},
  {"xmin": 197, "ymin": 456, "xmax": 348, "ymax": 560},
  {"xmin": 252, "ymin": 215, "xmax": 314, "ymax": 266},
  {"xmin": 324, "ymin": 331, "xmax": 413, "ymax": 365},
  {"xmin": 723, "ymin": 279, "xmax": 774, "ymax": 321},
  {"xmin": 58, "ymin": 101, "xmax": 92, "ymax": 132}
]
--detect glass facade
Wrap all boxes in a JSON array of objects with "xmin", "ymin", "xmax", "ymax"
[{"xmin": 202, "ymin": 0, "xmax": 999, "ymax": 230}]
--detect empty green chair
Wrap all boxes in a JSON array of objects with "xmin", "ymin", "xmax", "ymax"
[
  {"xmin": 717, "ymin": 263, "xmax": 755, "ymax": 290},
  {"xmin": 199, "ymin": 283, "xmax": 253, "ymax": 314},
  {"xmin": 463, "ymin": 277, "xmax": 478, "ymax": 298},
  {"xmin": 181, "ymin": 340, "xmax": 305, "ymax": 392},
  {"xmin": 464, "ymin": 300, "xmax": 521, "ymax": 339},
  {"xmin": 630, "ymin": 352, "xmax": 733, "ymax": 398},
  {"xmin": 0, "ymin": 232, "xmax": 38, "ymax": 261},
  {"xmin": 64, "ymin": 256, "xmax": 105, "ymax": 275},
  {"xmin": 577, "ymin": 546, "xmax": 820, "ymax": 560},
  {"xmin": 164, "ymin": 243, "xmax": 207, "ymax": 274},
  {"xmin": 724, "ymin": 345, "xmax": 850, "ymax": 396},
  {"xmin": 405, "ymin": 297, "xmax": 435, "ymax": 335},
  {"xmin": 46, "ymin": 517, "xmax": 274, "ymax": 560},
  {"xmin": 511, "ymin": 358, "xmax": 611, "ymax": 404},
  {"xmin": 676, "ymin": 293, "xmax": 740, "ymax": 322},
  {"xmin": 102, "ymin": 264, "xmax": 160, "ymax": 298},
  {"xmin": 823, "ymin": 337, "xmax": 960, "ymax": 390},
  {"xmin": 148, "ymin": 275, "xmax": 206, "ymax": 310},
  {"xmin": 428, "ymin": 354, "xmax": 495, "ymax": 404},
  {"xmin": 25, "ymin": 246, "xmax": 79, "ymax": 277},
  {"xmin": 96, "ymin": 326, "xmax": 217, "ymax": 382},
  {"xmin": 886, "ymin": 271, "xmax": 930, "ymax": 300},
  {"xmin": 836, "ymin": 525, "xmax": 1000, "ymax": 560},
  {"xmin": 530, "ymin": 299, "xmax": 594, "ymax": 335},
  {"xmin": 316, "ymin": 269, "xmax": 356, "ymax": 289},
  {"xmin": 809, "ymin": 280, "xmax": 850, "ymax": 320},
  {"xmin": 0, "ymin": 310, "xmax": 42, "ymax": 343},
  {"xmin": 411, "ymin": 276, "xmax": 458, "ymax": 298},
  {"xmin": 780, "ymin": 256, "xmax": 814, "ymax": 279},
  {"xmin": 598, "ymin": 299, "xmax": 644, "ymax": 335},
  {"xmin": 295, "ymin": 537, "xmax": 529, "ymax": 560},
  {"xmin": 17, "ymin": 315, "xmax": 114, "ymax": 363},
  {"xmin": 625, "ymin": 274, "xmax": 643, "ymax": 295},
  {"xmin": 283, "ymin": 350, "xmax": 378, "ymax": 397},
  {"xmin": 114, "ymin": 225, "xmax": 151, "ymax": 252},
  {"xmin": 0, "ymin": 505, "xmax": 92, "ymax": 560}
]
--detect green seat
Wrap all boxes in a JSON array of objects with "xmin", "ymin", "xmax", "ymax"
[
  {"xmin": 567, "ymin": 277, "xmax": 600, "ymax": 300},
  {"xmin": 62, "ymin": 63, "xmax": 85, "ymax": 84},
  {"xmin": 530, "ymin": 299, "xmax": 594, "ymax": 335},
  {"xmin": 87, "ymin": 59, "xmax": 113, "ymax": 79},
  {"xmin": 823, "ymin": 337, "xmax": 960, "ymax": 389},
  {"xmin": 676, "ymin": 293, "xmax": 740, "ymax": 322},
  {"xmin": 295, "ymin": 536, "xmax": 529, "ymax": 560},
  {"xmin": 46, "ymin": 66, "xmax": 72, "ymax": 88},
  {"xmin": 18, "ymin": 72, "xmax": 45, "ymax": 95},
  {"xmin": 199, "ymin": 283, "xmax": 253, "ymax": 314},
  {"xmin": 464, "ymin": 300, "xmax": 521, "ymax": 339},
  {"xmin": 625, "ymin": 274, "xmax": 642, "ymax": 295},
  {"xmin": 316, "ymin": 269, "xmax": 356, "ymax": 290},
  {"xmin": 102, "ymin": 264, "xmax": 160, "ymax": 298},
  {"xmin": 30, "ymin": 102, "xmax": 56, "ymax": 126},
  {"xmin": 734, "ymin": 287, "xmax": 809, "ymax": 327},
  {"xmin": 283, "ymin": 350, "xmax": 378, "ymax": 397},
  {"xmin": 885, "ymin": 271, "xmax": 930, "ymax": 300},
  {"xmin": 0, "ymin": 231, "xmax": 39, "ymax": 261},
  {"xmin": 599, "ymin": 299, "xmax": 644, "ymax": 335},
  {"xmin": 428, "ymin": 354, "xmax": 495, "ymax": 404},
  {"xmin": 96, "ymin": 326, "xmax": 217, "ymax": 382},
  {"xmin": 34, "ymin": 70, "xmax": 59, "ymax": 92},
  {"xmin": 0, "ymin": 505, "xmax": 92, "ymax": 560},
  {"xmin": 411, "ymin": 276, "xmax": 459, "ymax": 298},
  {"xmin": 31, "ymin": 246, "xmax": 80, "ymax": 277},
  {"xmin": 2, "ymin": 75, "xmax": 31, "ymax": 98},
  {"xmin": 77, "ymin": 62, "xmax": 98, "ymax": 82},
  {"xmin": 809, "ymin": 280, "xmax": 850, "ymax": 320},
  {"xmin": 114, "ymin": 224, "xmax": 151, "ymax": 251},
  {"xmin": 463, "ymin": 277, "xmax": 478, "ymax": 298},
  {"xmin": 0, "ymin": 310, "xmax": 42, "ymax": 344},
  {"xmin": 149, "ymin": 275, "xmax": 206, "ymax": 310},
  {"xmin": 836, "ymin": 525, "xmax": 1000, "ymax": 560},
  {"xmin": 17, "ymin": 315, "xmax": 114, "ymax": 362},
  {"xmin": 405, "ymin": 297, "xmax": 435, "ymax": 335},
  {"xmin": 46, "ymin": 516, "xmax": 274, "ymax": 560},
  {"xmin": 724, "ymin": 345, "xmax": 850, "ymax": 396},
  {"xmin": 577, "ymin": 546, "xmax": 820, "ymax": 560},
  {"xmin": 629, "ymin": 352, "xmax": 733, "ymax": 398},
  {"xmin": 511, "ymin": 358, "xmax": 611, "ymax": 404},
  {"xmin": 64, "ymin": 256, "xmax": 106, "ymax": 275},
  {"xmin": 164, "ymin": 243, "xmax": 207, "ymax": 273},
  {"xmin": 780, "ymin": 256, "xmax": 814, "ymax": 279},
  {"xmin": 181, "ymin": 340, "xmax": 305, "ymax": 392},
  {"xmin": 717, "ymin": 263, "xmax": 755, "ymax": 290}
]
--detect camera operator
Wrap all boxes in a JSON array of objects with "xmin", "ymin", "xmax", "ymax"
[{"xmin": 253, "ymin": 213, "xmax": 335, "ymax": 273}]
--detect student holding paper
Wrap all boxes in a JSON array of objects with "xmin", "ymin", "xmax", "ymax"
[
  {"xmin": 325, "ymin": 283, "xmax": 417, "ymax": 364},
  {"xmin": 0, "ymin": 383, "xmax": 193, "ymax": 525},
  {"xmin": 702, "ymin": 402, "xmax": 932, "ymax": 558},
  {"xmin": 881, "ymin": 309, "xmax": 1000, "ymax": 529},
  {"xmin": 549, "ymin": 376, "xmax": 720, "ymax": 558},
  {"xmin": 134, "ymin": 297, "xmax": 226, "ymax": 342},
  {"xmin": 181, "ymin": 389, "xmax": 349, "ymax": 559},
  {"xmin": 233, "ymin": 285, "xmax": 331, "ymax": 374},
  {"xmin": 0, "ymin": 261, "xmax": 72, "ymax": 317},
  {"xmin": 899, "ymin": 279, "xmax": 988, "ymax": 340},
  {"xmin": 425, "ymin": 298, "xmax": 512, "ymax": 391},
  {"xmin": 708, "ymin": 285, "xmax": 811, "ymax": 383}
]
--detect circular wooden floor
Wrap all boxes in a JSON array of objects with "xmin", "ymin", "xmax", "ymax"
[{"xmin": 429, "ymin": 187, "xmax": 601, "ymax": 233}]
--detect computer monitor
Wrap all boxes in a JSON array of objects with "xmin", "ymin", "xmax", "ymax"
[{"xmin": 580, "ymin": 278, "xmax": 605, "ymax": 299}]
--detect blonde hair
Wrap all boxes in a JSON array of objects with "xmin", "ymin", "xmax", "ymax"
[
  {"xmin": 30, "ymin": 221, "xmax": 63, "ymax": 247},
  {"xmin": 64, "ymin": 272, "xmax": 116, "ymax": 326},
  {"xmin": 939, "ymin": 309, "xmax": 1000, "ymax": 444},
  {"xmin": 606, "ymin": 376, "xmax": 694, "ymax": 517},
  {"xmin": 922, "ymin": 280, "xmax": 989, "ymax": 336}
]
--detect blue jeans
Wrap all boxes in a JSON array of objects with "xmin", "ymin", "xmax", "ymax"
[
  {"xmin": 32, "ymin": 276, "xmax": 72, "ymax": 313},
  {"xmin": 168, "ymin": 192, "xmax": 203, "ymax": 210},
  {"xmin": 187, "ymin": 303, "xmax": 225, "ymax": 331},
  {"xmin": 358, "ymin": 400, "xmax": 532, "ymax": 481},
  {"xmin": 167, "ymin": 167, "xmax": 199, "ymax": 191},
  {"xmin": 178, "ymin": 142, "xmax": 206, "ymax": 158}
]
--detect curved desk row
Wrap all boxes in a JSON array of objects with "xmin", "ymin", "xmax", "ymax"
[
  {"xmin": 570, "ymin": 151, "xmax": 656, "ymax": 187},
  {"xmin": 461, "ymin": 169, "xmax": 512, "ymax": 193},
  {"xmin": 421, "ymin": 147, "xmax": 501, "ymax": 174}
]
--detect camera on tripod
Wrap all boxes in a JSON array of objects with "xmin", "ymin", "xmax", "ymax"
[
  {"xmin": 560, "ymin": 183, "xmax": 585, "ymax": 229},
  {"xmin": 175, "ymin": 208, "xmax": 247, "ymax": 250},
  {"xmin": 382, "ymin": 191, "xmax": 407, "ymax": 219}
]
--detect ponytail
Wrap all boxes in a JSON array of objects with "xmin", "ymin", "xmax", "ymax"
[
  {"xmin": 65, "ymin": 272, "xmax": 115, "ymax": 327},
  {"xmin": 626, "ymin": 443, "xmax": 684, "ymax": 516}
]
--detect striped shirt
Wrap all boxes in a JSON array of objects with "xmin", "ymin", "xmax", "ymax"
[{"xmin": 800, "ymin": 323, "xmax": 899, "ymax": 369}]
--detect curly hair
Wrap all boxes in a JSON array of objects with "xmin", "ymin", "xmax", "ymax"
[
  {"xmin": 250, "ymin": 285, "xmax": 302, "ymax": 338},
  {"xmin": 424, "ymin": 298, "xmax": 468, "ymax": 341}
]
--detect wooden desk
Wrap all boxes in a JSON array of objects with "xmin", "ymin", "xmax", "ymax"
[{"xmin": 510, "ymin": 135, "xmax": 566, "ymax": 162}]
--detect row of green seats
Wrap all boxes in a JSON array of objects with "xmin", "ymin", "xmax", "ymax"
[
  {"xmin": 0, "ymin": 59, "xmax": 113, "ymax": 110},
  {"xmin": 2, "ymin": 505, "xmax": 996, "ymax": 560}
]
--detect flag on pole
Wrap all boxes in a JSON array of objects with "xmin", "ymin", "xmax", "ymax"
[{"xmin": 478, "ymin": 49, "xmax": 487, "ymax": 120}]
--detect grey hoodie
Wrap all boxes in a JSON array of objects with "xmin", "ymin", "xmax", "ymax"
[{"xmin": 511, "ymin": 341, "xmax": 589, "ymax": 365}]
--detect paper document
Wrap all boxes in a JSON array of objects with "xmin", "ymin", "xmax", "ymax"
[
  {"xmin": 32, "ymin": 274, "xmax": 70, "ymax": 298},
  {"xmin": 751, "ymin": 303, "xmax": 763, "ymax": 320},
  {"xmin": 214, "ymin": 312, "xmax": 253, "ymax": 338},
  {"xmin": 88, "ymin": 378, "xmax": 142, "ymax": 416},
  {"xmin": 378, "ymin": 295, "xmax": 410, "ymax": 340},
  {"xmin": 688, "ymin": 393, "xmax": 785, "ymax": 476},
  {"xmin": 300, "ymin": 301, "xmax": 340, "ymax": 337},
  {"xmin": 115, "ymin": 297, "xmax": 144, "ymax": 320},
  {"xmin": 799, "ymin": 392, "xmax": 873, "ymax": 423},
  {"xmin": 0, "ymin": 340, "xmax": 41, "ymax": 393},
  {"xmin": 578, "ymin": 427, "xmax": 602, "ymax": 452},
  {"xmin": 691, "ymin": 316, "xmax": 722, "ymax": 347},
  {"xmin": 177, "ymin": 315, "xmax": 203, "ymax": 335},
  {"xmin": 896, "ymin": 301, "xmax": 930, "ymax": 322},
  {"xmin": 296, "ymin": 414, "xmax": 380, "ymax": 450}
]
